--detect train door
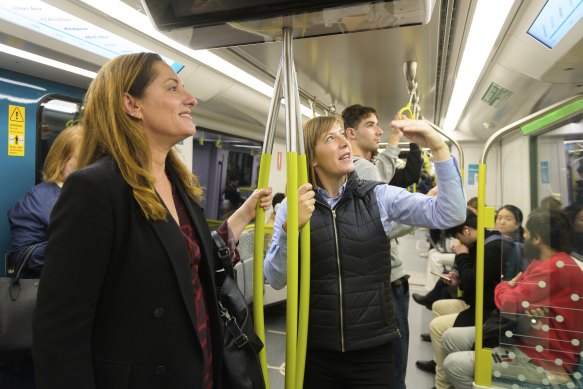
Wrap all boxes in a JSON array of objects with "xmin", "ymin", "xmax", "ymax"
[{"xmin": 0, "ymin": 69, "xmax": 83, "ymax": 275}]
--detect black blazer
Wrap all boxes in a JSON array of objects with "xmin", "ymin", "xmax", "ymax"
[{"xmin": 33, "ymin": 158, "xmax": 224, "ymax": 389}]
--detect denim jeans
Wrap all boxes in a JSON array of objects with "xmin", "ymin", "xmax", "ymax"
[{"xmin": 391, "ymin": 280, "xmax": 409, "ymax": 389}]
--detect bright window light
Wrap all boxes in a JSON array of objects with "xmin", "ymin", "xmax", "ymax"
[
  {"xmin": 79, "ymin": 0, "xmax": 315, "ymax": 117},
  {"xmin": 0, "ymin": 43, "xmax": 97, "ymax": 79},
  {"xmin": 44, "ymin": 100, "xmax": 80, "ymax": 114},
  {"xmin": 443, "ymin": 0, "xmax": 515, "ymax": 132}
]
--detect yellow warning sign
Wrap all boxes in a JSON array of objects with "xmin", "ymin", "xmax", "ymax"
[{"xmin": 8, "ymin": 105, "xmax": 25, "ymax": 156}]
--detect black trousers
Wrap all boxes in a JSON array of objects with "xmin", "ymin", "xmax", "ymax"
[{"xmin": 303, "ymin": 342, "xmax": 394, "ymax": 389}]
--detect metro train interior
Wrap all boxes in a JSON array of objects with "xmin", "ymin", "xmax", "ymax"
[{"xmin": 1, "ymin": 0, "xmax": 582, "ymax": 388}]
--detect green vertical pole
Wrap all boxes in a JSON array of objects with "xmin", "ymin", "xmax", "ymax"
[
  {"xmin": 295, "ymin": 154, "xmax": 310, "ymax": 388},
  {"xmin": 474, "ymin": 163, "xmax": 492, "ymax": 387},
  {"xmin": 285, "ymin": 152, "xmax": 299, "ymax": 389},
  {"xmin": 254, "ymin": 153, "xmax": 272, "ymax": 387}
]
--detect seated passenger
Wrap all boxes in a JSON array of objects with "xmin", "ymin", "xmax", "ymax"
[
  {"xmin": 495, "ymin": 204, "xmax": 524, "ymax": 243},
  {"xmin": 415, "ymin": 204, "xmax": 525, "ymax": 311},
  {"xmin": 443, "ymin": 209, "xmax": 583, "ymax": 388},
  {"xmin": 416, "ymin": 210, "xmax": 521, "ymax": 389}
]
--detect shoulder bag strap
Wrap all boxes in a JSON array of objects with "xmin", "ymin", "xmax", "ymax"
[
  {"xmin": 13, "ymin": 243, "xmax": 41, "ymax": 283},
  {"xmin": 210, "ymin": 230, "xmax": 235, "ymax": 279}
]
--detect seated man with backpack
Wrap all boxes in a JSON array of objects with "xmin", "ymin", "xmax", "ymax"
[{"xmin": 416, "ymin": 210, "xmax": 522, "ymax": 389}]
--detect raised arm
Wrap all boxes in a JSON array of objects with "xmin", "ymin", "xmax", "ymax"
[
  {"xmin": 391, "ymin": 119, "xmax": 451, "ymax": 162},
  {"xmin": 227, "ymin": 187, "xmax": 273, "ymax": 241}
]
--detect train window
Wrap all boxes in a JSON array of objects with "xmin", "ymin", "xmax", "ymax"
[
  {"xmin": 532, "ymin": 119, "xmax": 583, "ymax": 209},
  {"xmin": 192, "ymin": 128, "xmax": 262, "ymax": 220},
  {"xmin": 36, "ymin": 96, "xmax": 82, "ymax": 184}
]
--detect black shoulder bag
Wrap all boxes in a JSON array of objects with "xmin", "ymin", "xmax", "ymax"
[
  {"xmin": 0, "ymin": 243, "xmax": 40, "ymax": 360},
  {"xmin": 211, "ymin": 231, "xmax": 266, "ymax": 389}
]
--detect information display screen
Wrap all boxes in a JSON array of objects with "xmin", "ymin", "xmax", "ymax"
[{"xmin": 527, "ymin": 0, "xmax": 583, "ymax": 49}]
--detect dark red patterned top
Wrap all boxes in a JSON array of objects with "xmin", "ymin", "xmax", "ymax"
[{"xmin": 172, "ymin": 187, "xmax": 214, "ymax": 389}]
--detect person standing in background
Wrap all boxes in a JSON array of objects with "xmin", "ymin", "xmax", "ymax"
[{"xmin": 1, "ymin": 125, "xmax": 82, "ymax": 389}]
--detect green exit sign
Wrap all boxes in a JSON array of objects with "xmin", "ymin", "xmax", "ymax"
[{"xmin": 481, "ymin": 82, "xmax": 513, "ymax": 107}]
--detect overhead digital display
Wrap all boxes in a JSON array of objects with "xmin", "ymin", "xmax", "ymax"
[
  {"xmin": 527, "ymin": 0, "xmax": 583, "ymax": 49},
  {"xmin": 0, "ymin": 1, "xmax": 184, "ymax": 72}
]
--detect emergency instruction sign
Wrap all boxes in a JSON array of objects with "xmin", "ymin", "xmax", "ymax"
[{"xmin": 8, "ymin": 105, "xmax": 25, "ymax": 156}]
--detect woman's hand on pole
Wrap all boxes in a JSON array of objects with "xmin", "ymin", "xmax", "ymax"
[
  {"xmin": 283, "ymin": 183, "xmax": 315, "ymax": 232},
  {"xmin": 229, "ymin": 187, "xmax": 273, "ymax": 241}
]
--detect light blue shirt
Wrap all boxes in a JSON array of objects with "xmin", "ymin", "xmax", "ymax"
[{"xmin": 264, "ymin": 157, "xmax": 466, "ymax": 289}]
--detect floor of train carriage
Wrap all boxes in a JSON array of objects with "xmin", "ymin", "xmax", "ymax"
[{"xmin": 262, "ymin": 228, "xmax": 436, "ymax": 389}]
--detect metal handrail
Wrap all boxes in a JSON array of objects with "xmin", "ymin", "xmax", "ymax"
[{"xmin": 481, "ymin": 94, "xmax": 583, "ymax": 163}]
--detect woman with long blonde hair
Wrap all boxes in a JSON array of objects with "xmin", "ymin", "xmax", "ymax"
[{"xmin": 33, "ymin": 53, "xmax": 272, "ymax": 389}]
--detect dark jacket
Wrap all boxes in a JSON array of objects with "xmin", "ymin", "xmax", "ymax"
[
  {"xmin": 33, "ymin": 158, "xmax": 224, "ymax": 389},
  {"xmin": 7, "ymin": 181, "xmax": 61, "ymax": 277},
  {"xmin": 307, "ymin": 173, "xmax": 398, "ymax": 352},
  {"xmin": 454, "ymin": 230, "xmax": 516, "ymax": 327},
  {"xmin": 389, "ymin": 143, "xmax": 422, "ymax": 188}
]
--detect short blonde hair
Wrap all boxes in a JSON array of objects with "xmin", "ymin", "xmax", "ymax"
[
  {"xmin": 42, "ymin": 125, "xmax": 82, "ymax": 184},
  {"xmin": 303, "ymin": 116, "xmax": 344, "ymax": 189}
]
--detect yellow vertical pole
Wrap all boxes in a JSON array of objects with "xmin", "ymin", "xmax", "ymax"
[
  {"xmin": 253, "ymin": 153, "xmax": 272, "ymax": 387},
  {"xmin": 285, "ymin": 152, "xmax": 299, "ymax": 389},
  {"xmin": 474, "ymin": 163, "xmax": 492, "ymax": 387},
  {"xmin": 296, "ymin": 154, "xmax": 310, "ymax": 388}
]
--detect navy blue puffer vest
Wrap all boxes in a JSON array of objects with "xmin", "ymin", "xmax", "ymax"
[{"xmin": 307, "ymin": 173, "xmax": 399, "ymax": 352}]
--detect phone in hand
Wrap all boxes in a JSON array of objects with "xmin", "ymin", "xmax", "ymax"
[{"xmin": 431, "ymin": 271, "xmax": 452, "ymax": 281}]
